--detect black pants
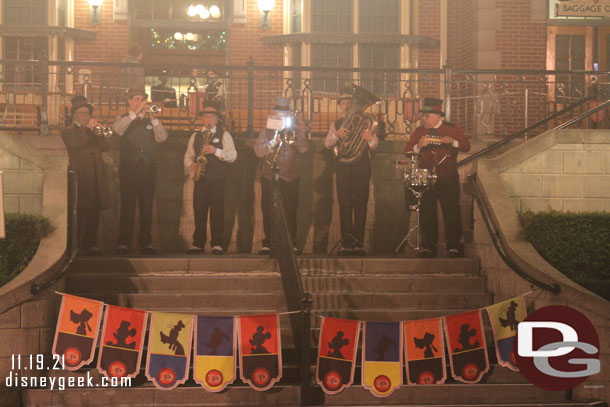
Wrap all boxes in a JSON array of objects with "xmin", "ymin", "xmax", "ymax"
[
  {"xmin": 261, "ymin": 177, "xmax": 299, "ymax": 248},
  {"xmin": 117, "ymin": 161, "xmax": 156, "ymax": 248},
  {"xmin": 77, "ymin": 207, "xmax": 101, "ymax": 250},
  {"xmin": 406, "ymin": 175, "xmax": 463, "ymax": 252},
  {"xmin": 336, "ymin": 160, "xmax": 371, "ymax": 246},
  {"xmin": 192, "ymin": 177, "xmax": 226, "ymax": 248}
]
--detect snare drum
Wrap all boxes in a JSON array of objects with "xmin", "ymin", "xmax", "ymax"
[{"xmin": 403, "ymin": 168, "xmax": 437, "ymax": 191}]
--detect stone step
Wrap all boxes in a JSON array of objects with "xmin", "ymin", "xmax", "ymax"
[
  {"xmin": 66, "ymin": 274, "xmax": 487, "ymax": 295},
  {"xmin": 69, "ymin": 256, "xmax": 479, "ymax": 276},
  {"xmin": 82, "ymin": 292, "xmax": 492, "ymax": 311}
]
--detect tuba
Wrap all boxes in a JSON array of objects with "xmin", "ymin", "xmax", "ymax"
[
  {"xmin": 333, "ymin": 84, "xmax": 381, "ymax": 165},
  {"xmin": 194, "ymin": 129, "xmax": 213, "ymax": 182}
]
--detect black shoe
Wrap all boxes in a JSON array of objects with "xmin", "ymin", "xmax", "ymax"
[
  {"xmin": 84, "ymin": 247, "xmax": 104, "ymax": 256},
  {"xmin": 187, "ymin": 245, "xmax": 204, "ymax": 254},
  {"xmin": 115, "ymin": 245, "xmax": 129, "ymax": 255},
  {"xmin": 448, "ymin": 249, "xmax": 464, "ymax": 258},
  {"xmin": 141, "ymin": 245, "xmax": 160, "ymax": 255},
  {"xmin": 212, "ymin": 246, "xmax": 224, "ymax": 255},
  {"xmin": 258, "ymin": 246, "xmax": 270, "ymax": 255},
  {"xmin": 418, "ymin": 249, "xmax": 436, "ymax": 258}
]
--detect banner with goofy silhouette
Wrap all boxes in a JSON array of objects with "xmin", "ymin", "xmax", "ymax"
[
  {"xmin": 194, "ymin": 316, "xmax": 237, "ymax": 392},
  {"xmin": 486, "ymin": 296, "xmax": 527, "ymax": 371},
  {"xmin": 238, "ymin": 314, "xmax": 282, "ymax": 391},
  {"xmin": 404, "ymin": 317, "xmax": 447, "ymax": 385},
  {"xmin": 316, "ymin": 317, "xmax": 361, "ymax": 394},
  {"xmin": 444, "ymin": 310, "xmax": 489, "ymax": 383},
  {"xmin": 97, "ymin": 305, "xmax": 148, "ymax": 379},
  {"xmin": 145, "ymin": 312, "xmax": 194, "ymax": 390},
  {"xmin": 52, "ymin": 294, "xmax": 104, "ymax": 370},
  {"xmin": 362, "ymin": 321, "xmax": 403, "ymax": 397}
]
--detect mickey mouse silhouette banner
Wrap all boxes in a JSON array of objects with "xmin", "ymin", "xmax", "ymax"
[
  {"xmin": 316, "ymin": 317, "xmax": 361, "ymax": 394},
  {"xmin": 145, "ymin": 312, "xmax": 194, "ymax": 390},
  {"xmin": 52, "ymin": 294, "xmax": 104, "ymax": 370},
  {"xmin": 444, "ymin": 310, "xmax": 489, "ymax": 383},
  {"xmin": 361, "ymin": 322, "xmax": 403, "ymax": 397},
  {"xmin": 194, "ymin": 316, "xmax": 237, "ymax": 392},
  {"xmin": 404, "ymin": 317, "xmax": 447, "ymax": 385},
  {"xmin": 97, "ymin": 305, "xmax": 148, "ymax": 380},
  {"xmin": 238, "ymin": 314, "xmax": 282, "ymax": 391},
  {"xmin": 486, "ymin": 295, "xmax": 527, "ymax": 371}
]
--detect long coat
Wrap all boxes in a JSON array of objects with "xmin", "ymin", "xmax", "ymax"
[{"xmin": 61, "ymin": 124, "xmax": 111, "ymax": 210}]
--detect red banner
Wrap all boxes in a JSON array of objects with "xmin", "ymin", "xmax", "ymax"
[
  {"xmin": 444, "ymin": 310, "xmax": 489, "ymax": 383},
  {"xmin": 238, "ymin": 314, "xmax": 282, "ymax": 391}
]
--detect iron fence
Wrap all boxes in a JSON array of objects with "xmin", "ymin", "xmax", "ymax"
[{"xmin": 0, "ymin": 56, "xmax": 608, "ymax": 138}]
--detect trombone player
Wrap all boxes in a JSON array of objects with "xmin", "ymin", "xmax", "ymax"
[
  {"xmin": 184, "ymin": 100, "xmax": 236, "ymax": 255},
  {"xmin": 325, "ymin": 85, "xmax": 379, "ymax": 256}
]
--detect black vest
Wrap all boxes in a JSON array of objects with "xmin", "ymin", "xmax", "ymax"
[
  {"xmin": 334, "ymin": 118, "xmax": 370, "ymax": 167},
  {"xmin": 120, "ymin": 116, "xmax": 158, "ymax": 166},
  {"xmin": 193, "ymin": 126, "xmax": 227, "ymax": 181}
]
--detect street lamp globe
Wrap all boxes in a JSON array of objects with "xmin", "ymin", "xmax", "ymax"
[{"xmin": 257, "ymin": 0, "xmax": 275, "ymax": 13}]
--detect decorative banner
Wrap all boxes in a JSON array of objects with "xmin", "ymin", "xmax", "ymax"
[
  {"xmin": 362, "ymin": 321, "xmax": 402, "ymax": 397},
  {"xmin": 486, "ymin": 296, "xmax": 527, "ymax": 371},
  {"xmin": 52, "ymin": 294, "xmax": 104, "ymax": 370},
  {"xmin": 404, "ymin": 317, "xmax": 447, "ymax": 385},
  {"xmin": 97, "ymin": 305, "xmax": 148, "ymax": 379},
  {"xmin": 444, "ymin": 310, "xmax": 489, "ymax": 383},
  {"xmin": 194, "ymin": 316, "xmax": 237, "ymax": 392},
  {"xmin": 145, "ymin": 312, "xmax": 194, "ymax": 390},
  {"xmin": 316, "ymin": 317, "xmax": 361, "ymax": 395},
  {"xmin": 238, "ymin": 314, "xmax": 282, "ymax": 391}
]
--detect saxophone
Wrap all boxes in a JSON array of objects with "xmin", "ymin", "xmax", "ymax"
[{"xmin": 194, "ymin": 129, "xmax": 213, "ymax": 182}]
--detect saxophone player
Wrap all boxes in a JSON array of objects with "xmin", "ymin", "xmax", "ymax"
[
  {"xmin": 184, "ymin": 100, "xmax": 237, "ymax": 255},
  {"xmin": 324, "ymin": 86, "xmax": 378, "ymax": 256}
]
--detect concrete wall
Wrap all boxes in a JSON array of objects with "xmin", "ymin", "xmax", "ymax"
[{"xmin": 0, "ymin": 148, "xmax": 43, "ymax": 215}]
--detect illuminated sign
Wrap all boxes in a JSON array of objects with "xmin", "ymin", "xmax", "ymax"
[{"xmin": 555, "ymin": 0, "xmax": 610, "ymax": 17}]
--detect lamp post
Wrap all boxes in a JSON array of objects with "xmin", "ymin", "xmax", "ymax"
[
  {"xmin": 87, "ymin": 0, "xmax": 104, "ymax": 25},
  {"xmin": 257, "ymin": 0, "xmax": 275, "ymax": 30}
]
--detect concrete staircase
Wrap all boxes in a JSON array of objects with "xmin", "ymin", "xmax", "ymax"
[{"xmin": 22, "ymin": 256, "xmax": 606, "ymax": 406}]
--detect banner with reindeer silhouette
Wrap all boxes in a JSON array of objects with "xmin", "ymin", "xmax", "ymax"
[
  {"xmin": 97, "ymin": 305, "xmax": 148, "ymax": 380},
  {"xmin": 404, "ymin": 317, "xmax": 447, "ymax": 385},
  {"xmin": 52, "ymin": 294, "xmax": 104, "ymax": 370},
  {"xmin": 193, "ymin": 315, "xmax": 237, "ymax": 392},
  {"xmin": 444, "ymin": 310, "xmax": 489, "ymax": 383},
  {"xmin": 361, "ymin": 321, "xmax": 403, "ymax": 397},
  {"xmin": 316, "ymin": 317, "xmax": 361, "ymax": 395},
  {"xmin": 145, "ymin": 312, "xmax": 194, "ymax": 390},
  {"xmin": 486, "ymin": 295, "xmax": 527, "ymax": 371},
  {"xmin": 238, "ymin": 314, "xmax": 282, "ymax": 391}
]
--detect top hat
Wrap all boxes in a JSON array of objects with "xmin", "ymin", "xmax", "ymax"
[
  {"xmin": 70, "ymin": 95, "xmax": 94, "ymax": 115},
  {"xmin": 419, "ymin": 97, "xmax": 445, "ymax": 116},
  {"xmin": 272, "ymin": 97, "xmax": 292, "ymax": 112},
  {"xmin": 125, "ymin": 87, "xmax": 148, "ymax": 100}
]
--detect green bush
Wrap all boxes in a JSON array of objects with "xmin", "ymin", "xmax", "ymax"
[
  {"xmin": 0, "ymin": 213, "xmax": 51, "ymax": 287},
  {"xmin": 519, "ymin": 210, "xmax": 610, "ymax": 300}
]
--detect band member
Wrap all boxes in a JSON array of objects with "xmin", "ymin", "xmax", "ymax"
[
  {"xmin": 183, "ymin": 100, "xmax": 237, "ymax": 255},
  {"xmin": 112, "ymin": 87, "xmax": 168, "ymax": 255},
  {"xmin": 150, "ymin": 70, "xmax": 177, "ymax": 108},
  {"xmin": 254, "ymin": 97, "xmax": 309, "ymax": 255},
  {"xmin": 404, "ymin": 98, "xmax": 471, "ymax": 258},
  {"xmin": 324, "ymin": 87, "xmax": 378, "ymax": 256},
  {"xmin": 61, "ymin": 96, "xmax": 110, "ymax": 256}
]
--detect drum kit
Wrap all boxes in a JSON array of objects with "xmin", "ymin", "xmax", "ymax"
[{"xmin": 393, "ymin": 152, "xmax": 437, "ymax": 256}]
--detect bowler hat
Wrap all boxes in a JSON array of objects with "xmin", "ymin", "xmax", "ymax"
[
  {"xmin": 419, "ymin": 97, "xmax": 445, "ymax": 116},
  {"xmin": 70, "ymin": 95, "xmax": 94, "ymax": 115},
  {"xmin": 198, "ymin": 99, "xmax": 221, "ymax": 117},
  {"xmin": 337, "ymin": 85, "xmax": 353, "ymax": 102},
  {"xmin": 125, "ymin": 87, "xmax": 148, "ymax": 100}
]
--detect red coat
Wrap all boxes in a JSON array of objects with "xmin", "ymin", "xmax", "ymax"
[{"xmin": 404, "ymin": 121, "xmax": 471, "ymax": 180}]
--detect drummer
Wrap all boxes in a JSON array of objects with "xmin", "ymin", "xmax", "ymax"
[{"xmin": 404, "ymin": 98, "xmax": 471, "ymax": 258}]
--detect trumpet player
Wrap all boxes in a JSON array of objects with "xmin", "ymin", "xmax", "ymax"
[
  {"xmin": 254, "ymin": 97, "xmax": 309, "ymax": 255},
  {"xmin": 184, "ymin": 100, "xmax": 236, "ymax": 255},
  {"xmin": 61, "ymin": 95, "xmax": 110, "ymax": 256},
  {"xmin": 112, "ymin": 87, "xmax": 168, "ymax": 255},
  {"xmin": 324, "ymin": 87, "xmax": 378, "ymax": 256}
]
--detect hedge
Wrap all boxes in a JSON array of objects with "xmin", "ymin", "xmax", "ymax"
[
  {"xmin": 0, "ymin": 213, "xmax": 51, "ymax": 287},
  {"xmin": 519, "ymin": 210, "xmax": 610, "ymax": 301}
]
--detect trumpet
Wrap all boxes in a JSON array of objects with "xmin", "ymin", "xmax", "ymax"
[
  {"xmin": 144, "ymin": 104, "xmax": 162, "ymax": 114},
  {"xmin": 93, "ymin": 124, "xmax": 113, "ymax": 138}
]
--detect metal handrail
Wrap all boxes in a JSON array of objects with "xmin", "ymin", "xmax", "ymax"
[
  {"xmin": 468, "ymin": 174, "xmax": 561, "ymax": 294},
  {"xmin": 555, "ymin": 99, "xmax": 610, "ymax": 129}
]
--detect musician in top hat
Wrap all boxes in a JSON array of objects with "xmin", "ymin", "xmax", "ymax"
[
  {"xmin": 112, "ymin": 87, "xmax": 168, "ymax": 255},
  {"xmin": 183, "ymin": 99, "xmax": 237, "ymax": 255},
  {"xmin": 254, "ymin": 97, "xmax": 309, "ymax": 255},
  {"xmin": 404, "ymin": 97, "xmax": 471, "ymax": 258},
  {"xmin": 324, "ymin": 86, "xmax": 379, "ymax": 255},
  {"xmin": 61, "ymin": 95, "xmax": 111, "ymax": 256}
]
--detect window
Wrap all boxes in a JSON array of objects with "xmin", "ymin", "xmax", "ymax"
[
  {"xmin": 359, "ymin": 0, "xmax": 399, "ymax": 34},
  {"xmin": 311, "ymin": 44, "xmax": 352, "ymax": 93},
  {"xmin": 555, "ymin": 34, "xmax": 586, "ymax": 102},
  {"xmin": 312, "ymin": 0, "xmax": 352, "ymax": 33},
  {"xmin": 359, "ymin": 44, "xmax": 400, "ymax": 95},
  {"xmin": 132, "ymin": 0, "xmax": 226, "ymax": 23},
  {"xmin": 3, "ymin": 0, "xmax": 46, "ymax": 25},
  {"xmin": 291, "ymin": 0, "xmax": 302, "ymax": 33},
  {"xmin": 3, "ymin": 37, "xmax": 47, "ymax": 86}
]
